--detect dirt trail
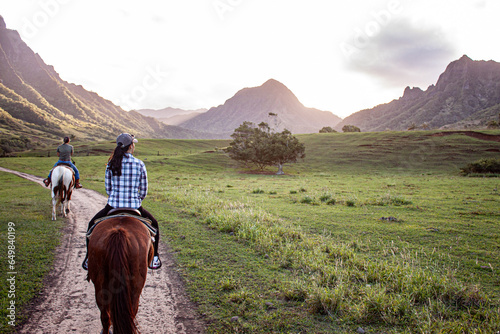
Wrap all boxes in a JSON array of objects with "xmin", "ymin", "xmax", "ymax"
[{"xmin": 0, "ymin": 167, "xmax": 205, "ymax": 334}]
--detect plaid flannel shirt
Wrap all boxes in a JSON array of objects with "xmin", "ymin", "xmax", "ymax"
[{"xmin": 105, "ymin": 153, "xmax": 148, "ymax": 209}]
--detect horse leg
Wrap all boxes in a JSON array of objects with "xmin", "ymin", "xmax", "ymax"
[
  {"xmin": 66, "ymin": 199, "xmax": 71, "ymax": 215},
  {"xmin": 61, "ymin": 200, "xmax": 68, "ymax": 217},
  {"xmin": 100, "ymin": 308, "xmax": 111, "ymax": 334},
  {"xmin": 52, "ymin": 197, "xmax": 57, "ymax": 220}
]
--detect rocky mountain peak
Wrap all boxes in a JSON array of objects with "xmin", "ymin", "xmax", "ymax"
[
  {"xmin": 234, "ymin": 78, "xmax": 296, "ymax": 104},
  {"xmin": 402, "ymin": 86, "xmax": 424, "ymax": 100},
  {"xmin": 0, "ymin": 16, "xmax": 6, "ymax": 29},
  {"xmin": 179, "ymin": 79, "xmax": 342, "ymax": 135},
  {"xmin": 435, "ymin": 54, "xmax": 474, "ymax": 90},
  {"xmin": 338, "ymin": 55, "xmax": 500, "ymax": 131},
  {"xmin": 448, "ymin": 54, "xmax": 473, "ymax": 72},
  {"xmin": 457, "ymin": 54, "xmax": 473, "ymax": 63},
  {"xmin": 262, "ymin": 78, "xmax": 285, "ymax": 88}
]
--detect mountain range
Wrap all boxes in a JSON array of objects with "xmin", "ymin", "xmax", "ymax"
[
  {"xmin": 1, "ymin": 13, "xmax": 499, "ymax": 154},
  {"xmin": 337, "ymin": 55, "xmax": 500, "ymax": 131},
  {"xmin": 0, "ymin": 15, "xmax": 217, "ymax": 153},
  {"xmin": 136, "ymin": 107, "xmax": 207, "ymax": 126}
]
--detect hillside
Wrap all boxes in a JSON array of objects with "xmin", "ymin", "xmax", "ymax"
[
  {"xmin": 179, "ymin": 79, "xmax": 342, "ymax": 137},
  {"xmin": 0, "ymin": 15, "xmax": 214, "ymax": 154},
  {"xmin": 338, "ymin": 55, "xmax": 500, "ymax": 131}
]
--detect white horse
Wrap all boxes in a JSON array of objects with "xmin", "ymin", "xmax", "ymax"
[{"xmin": 50, "ymin": 165, "xmax": 75, "ymax": 220}]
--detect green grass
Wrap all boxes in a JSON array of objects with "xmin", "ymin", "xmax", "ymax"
[
  {"xmin": 1, "ymin": 130, "xmax": 500, "ymax": 333},
  {"xmin": 0, "ymin": 173, "xmax": 63, "ymax": 332}
]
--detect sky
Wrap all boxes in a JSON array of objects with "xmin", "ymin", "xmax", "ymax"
[{"xmin": 1, "ymin": 0, "xmax": 500, "ymax": 118}]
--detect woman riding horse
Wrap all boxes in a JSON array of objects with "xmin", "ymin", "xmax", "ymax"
[{"xmin": 82, "ymin": 133, "xmax": 161, "ymax": 270}]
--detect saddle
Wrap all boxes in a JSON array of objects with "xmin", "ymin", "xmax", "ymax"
[
  {"xmin": 50, "ymin": 162, "xmax": 74, "ymax": 175},
  {"xmin": 86, "ymin": 208, "xmax": 157, "ymax": 240},
  {"xmin": 108, "ymin": 207, "xmax": 141, "ymax": 216}
]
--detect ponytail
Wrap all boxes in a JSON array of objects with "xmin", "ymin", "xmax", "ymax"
[{"xmin": 108, "ymin": 144, "xmax": 131, "ymax": 176}]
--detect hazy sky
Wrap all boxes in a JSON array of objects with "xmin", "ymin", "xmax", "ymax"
[{"xmin": 1, "ymin": 0, "xmax": 500, "ymax": 118}]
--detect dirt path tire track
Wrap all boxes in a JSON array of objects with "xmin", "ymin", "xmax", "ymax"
[{"xmin": 0, "ymin": 167, "xmax": 205, "ymax": 334}]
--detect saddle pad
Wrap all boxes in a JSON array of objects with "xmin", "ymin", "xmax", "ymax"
[
  {"xmin": 50, "ymin": 164, "xmax": 74, "ymax": 174},
  {"xmin": 86, "ymin": 213, "xmax": 157, "ymax": 239}
]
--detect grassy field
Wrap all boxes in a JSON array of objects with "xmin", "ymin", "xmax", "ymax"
[
  {"xmin": 0, "ymin": 174, "xmax": 63, "ymax": 333},
  {"xmin": 1, "ymin": 130, "xmax": 500, "ymax": 333}
]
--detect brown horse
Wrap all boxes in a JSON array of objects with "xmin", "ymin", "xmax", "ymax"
[{"xmin": 87, "ymin": 216, "xmax": 154, "ymax": 334}]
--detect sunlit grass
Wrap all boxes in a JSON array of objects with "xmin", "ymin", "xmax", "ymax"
[
  {"xmin": 153, "ymin": 181, "xmax": 499, "ymax": 332},
  {"xmin": 1, "ymin": 130, "xmax": 500, "ymax": 332}
]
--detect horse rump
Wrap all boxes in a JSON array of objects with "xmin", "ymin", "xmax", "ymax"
[{"xmin": 88, "ymin": 218, "xmax": 152, "ymax": 334}]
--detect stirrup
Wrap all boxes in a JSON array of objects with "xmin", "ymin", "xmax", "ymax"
[{"xmin": 82, "ymin": 258, "xmax": 88, "ymax": 271}]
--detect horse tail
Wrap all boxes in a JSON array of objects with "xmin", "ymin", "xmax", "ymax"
[
  {"xmin": 59, "ymin": 182, "xmax": 66, "ymax": 204},
  {"xmin": 105, "ymin": 228, "xmax": 138, "ymax": 334},
  {"xmin": 53, "ymin": 173, "xmax": 64, "ymax": 203}
]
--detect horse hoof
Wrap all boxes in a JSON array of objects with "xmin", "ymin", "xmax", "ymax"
[{"xmin": 66, "ymin": 209, "xmax": 70, "ymax": 214}]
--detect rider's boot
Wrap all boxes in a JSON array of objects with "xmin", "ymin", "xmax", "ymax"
[
  {"xmin": 43, "ymin": 178, "xmax": 50, "ymax": 187},
  {"xmin": 149, "ymin": 242, "xmax": 162, "ymax": 270},
  {"xmin": 149, "ymin": 255, "xmax": 162, "ymax": 270},
  {"xmin": 75, "ymin": 179, "xmax": 83, "ymax": 189}
]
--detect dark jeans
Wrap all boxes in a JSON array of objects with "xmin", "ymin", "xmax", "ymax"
[{"xmin": 86, "ymin": 204, "xmax": 160, "ymax": 256}]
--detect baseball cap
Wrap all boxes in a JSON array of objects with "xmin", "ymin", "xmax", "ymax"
[{"xmin": 116, "ymin": 133, "xmax": 138, "ymax": 148}]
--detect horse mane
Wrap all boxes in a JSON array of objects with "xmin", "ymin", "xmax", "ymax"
[{"xmin": 104, "ymin": 228, "xmax": 139, "ymax": 334}]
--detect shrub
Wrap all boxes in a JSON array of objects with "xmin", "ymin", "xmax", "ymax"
[
  {"xmin": 252, "ymin": 188, "xmax": 265, "ymax": 194},
  {"xmin": 342, "ymin": 125, "xmax": 361, "ymax": 133},
  {"xmin": 486, "ymin": 120, "xmax": 499, "ymax": 129},
  {"xmin": 460, "ymin": 158, "xmax": 500, "ymax": 175},
  {"xmin": 319, "ymin": 126, "xmax": 337, "ymax": 133},
  {"xmin": 326, "ymin": 198, "xmax": 336, "ymax": 205},
  {"xmin": 300, "ymin": 196, "xmax": 314, "ymax": 204},
  {"xmin": 375, "ymin": 193, "xmax": 412, "ymax": 206},
  {"xmin": 319, "ymin": 194, "xmax": 332, "ymax": 202}
]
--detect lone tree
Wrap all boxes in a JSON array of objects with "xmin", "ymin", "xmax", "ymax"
[{"xmin": 226, "ymin": 121, "xmax": 305, "ymax": 175}]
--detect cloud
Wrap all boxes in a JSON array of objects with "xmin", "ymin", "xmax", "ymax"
[
  {"xmin": 474, "ymin": 0, "xmax": 487, "ymax": 8},
  {"xmin": 341, "ymin": 18, "xmax": 456, "ymax": 87}
]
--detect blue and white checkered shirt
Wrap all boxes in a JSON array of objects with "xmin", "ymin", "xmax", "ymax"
[{"xmin": 105, "ymin": 153, "xmax": 148, "ymax": 209}]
